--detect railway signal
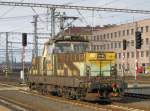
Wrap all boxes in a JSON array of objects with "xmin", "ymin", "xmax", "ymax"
[
  {"xmin": 22, "ymin": 33, "xmax": 27, "ymax": 46},
  {"xmin": 135, "ymin": 31, "xmax": 142, "ymax": 49}
]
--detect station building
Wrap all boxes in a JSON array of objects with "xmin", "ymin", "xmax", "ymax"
[{"xmin": 91, "ymin": 19, "xmax": 150, "ymax": 76}]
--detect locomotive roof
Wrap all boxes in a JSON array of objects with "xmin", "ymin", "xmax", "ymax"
[
  {"xmin": 54, "ymin": 35, "xmax": 89, "ymax": 43},
  {"xmin": 44, "ymin": 35, "xmax": 89, "ymax": 45}
]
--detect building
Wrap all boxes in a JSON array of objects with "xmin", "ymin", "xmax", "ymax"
[
  {"xmin": 92, "ymin": 19, "xmax": 150, "ymax": 76},
  {"xmin": 63, "ymin": 26, "xmax": 102, "ymax": 40}
]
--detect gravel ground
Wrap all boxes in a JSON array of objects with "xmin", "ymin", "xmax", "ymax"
[
  {"xmin": 113, "ymin": 97, "xmax": 150, "ymax": 111},
  {"xmin": 0, "ymin": 82, "xmax": 149, "ymax": 111},
  {"xmin": 0, "ymin": 105, "xmax": 12, "ymax": 111},
  {"xmin": 0, "ymin": 90, "xmax": 100, "ymax": 111}
]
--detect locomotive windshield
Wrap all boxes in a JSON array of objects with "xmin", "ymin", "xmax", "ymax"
[{"xmin": 49, "ymin": 35, "xmax": 89, "ymax": 53}]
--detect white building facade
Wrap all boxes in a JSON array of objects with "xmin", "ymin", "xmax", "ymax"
[{"xmin": 91, "ymin": 19, "xmax": 150, "ymax": 76}]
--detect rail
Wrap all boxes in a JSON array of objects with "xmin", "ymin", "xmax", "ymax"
[{"xmin": 124, "ymin": 92, "xmax": 150, "ymax": 99}]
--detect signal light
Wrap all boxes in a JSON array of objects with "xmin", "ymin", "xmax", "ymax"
[
  {"xmin": 135, "ymin": 31, "xmax": 142, "ymax": 49},
  {"xmin": 22, "ymin": 33, "xmax": 27, "ymax": 46},
  {"xmin": 123, "ymin": 39, "xmax": 127, "ymax": 50}
]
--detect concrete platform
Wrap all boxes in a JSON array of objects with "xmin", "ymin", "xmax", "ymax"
[{"xmin": 128, "ymin": 83, "xmax": 150, "ymax": 88}]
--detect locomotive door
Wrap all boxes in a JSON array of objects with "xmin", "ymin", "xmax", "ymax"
[{"xmin": 99, "ymin": 61, "xmax": 111, "ymax": 76}]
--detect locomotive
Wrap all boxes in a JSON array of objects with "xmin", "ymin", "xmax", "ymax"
[{"xmin": 28, "ymin": 35, "xmax": 126, "ymax": 101}]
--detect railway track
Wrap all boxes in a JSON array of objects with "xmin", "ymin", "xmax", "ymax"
[
  {"xmin": 124, "ymin": 92, "xmax": 150, "ymax": 99},
  {"xmin": 0, "ymin": 82, "xmax": 148, "ymax": 111},
  {"xmin": 0, "ymin": 97, "xmax": 29, "ymax": 111},
  {"xmin": 19, "ymin": 89, "xmax": 147, "ymax": 111}
]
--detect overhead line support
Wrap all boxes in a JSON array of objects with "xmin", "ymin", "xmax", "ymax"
[{"xmin": 0, "ymin": 1, "xmax": 150, "ymax": 14}]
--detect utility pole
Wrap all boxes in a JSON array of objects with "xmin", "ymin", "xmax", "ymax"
[
  {"xmin": 46, "ymin": 8, "xmax": 50, "ymax": 31},
  {"xmin": 33, "ymin": 15, "xmax": 38, "ymax": 58},
  {"xmin": 10, "ymin": 42, "xmax": 13, "ymax": 72},
  {"xmin": 5, "ymin": 32, "xmax": 9, "ymax": 77},
  {"xmin": 59, "ymin": 13, "xmax": 78, "ymax": 36},
  {"xmin": 51, "ymin": 8, "xmax": 55, "ymax": 38},
  {"xmin": 59, "ymin": 12, "xmax": 65, "ymax": 36}
]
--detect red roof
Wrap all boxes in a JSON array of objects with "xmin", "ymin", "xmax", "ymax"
[{"xmin": 64, "ymin": 26, "xmax": 102, "ymax": 35}]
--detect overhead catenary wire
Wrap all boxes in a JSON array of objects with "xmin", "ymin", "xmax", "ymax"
[
  {"xmin": 76, "ymin": 9, "xmax": 88, "ymax": 25},
  {"xmin": 0, "ymin": 0, "xmax": 25, "ymax": 18},
  {"xmin": 0, "ymin": 1, "xmax": 150, "ymax": 14},
  {"xmin": 0, "ymin": 13, "xmax": 47, "ymax": 20},
  {"xmin": 64, "ymin": 0, "xmax": 91, "ymax": 5},
  {"xmin": 101, "ymin": 0, "xmax": 121, "ymax": 7},
  {"xmin": 31, "ymin": 7, "xmax": 45, "ymax": 24}
]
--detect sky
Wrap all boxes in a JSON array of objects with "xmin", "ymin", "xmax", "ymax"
[{"xmin": 0, "ymin": 0, "xmax": 150, "ymax": 63}]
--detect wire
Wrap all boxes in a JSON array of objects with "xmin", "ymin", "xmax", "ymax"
[
  {"xmin": 0, "ymin": 0, "xmax": 24, "ymax": 18},
  {"xmin": 31, "ymin": 7, "xmax": 45, "ymax": 24},
  {"xmin": 76, "ymin": 9, "xmax": 88, "ymax": 25},
  {"xmin": 100, "ymin": 0, "xmax": 121, "ymax": 7},
  {"xmin": 64, "ymin": 0, "xmax": 91, "ymax": 5},
  {"xmin": 0, "ymin": 13, "xmax": 47, "ymax": 20}
]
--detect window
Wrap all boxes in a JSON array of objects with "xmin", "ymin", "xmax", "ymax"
[
  {"xmin": 146, "ymin": 51, "xmax": 149, "ymax": 57},
  {"xmin": 99, "ymin": 45, "xmax": 101, "ymax": 50},
  {"xmin": 146, "ymin": 26, "xmax": 149, "ymax": 32},
  {"xmin": 86, "ymin": 36, "xmax": 89, "ymax": 40},
  {"xmin": 111, "ymin": 43, "xmax": 113, "ymax": 48},
  {"xmin": 131, "ymin": 29, "xmax": 134, "ymax": 35},
  {"xmin": 103, "ymin": 34, "xmax": 106, "ymax": 39},
  {"xmin": 119, "ymin": 42, "xmax": 121, "ymax": 48},
  {"xmin": 107, "ymin": 44, "xmax": 110, "ymax": 49},
  {"xmin": 127, "ymin": 30, "xmax": 129, "ymax": 35},
  {"xmin": 115, "ymin": 42, "xmax": 117, "ymax": 48},
  {"xmin": 97, "ymin": 45, "xmax": 99, "ymax": 50},
  {"xmin": 111, "ymin": 33, "xmax": 113, "ymax": 38},
  {"xmin": 101, "ymin": 45, "xmax": 103, "ymax": 50},
  {"xmin": 131, "ymin": 52, "xmax": 134, "ymax": 58},
  {"xmin": 127, "ymin": 41, "xmax": 130, "ymax": 47},
  {"xmin": 146, "ymin": 38, "xmax": 149, "ymax": 45},
  {"xmin": 94, "ymin": 36, "xmax": 96, "ymax": 40},
  {"xmin": 127, "ymin": 63, "xmax": 130, "ymax": 70},
  {"xmin": 127, "ymin": 52, "xmax": 130, "ymax": 58},
  {"xmin": 100, "ymin": 35, "xmax": 102, "ymax": 40},
  {"xmin": 115, "ymin": 32, "xmax": 117, "ymax": 37},
  {"xmin": 131, "ymin": 40, "xmax": 134, "ymax": 46},
  {"xmin": 141, "ymin": 51, "xmax": 144, "ymax": 57},
  {"xmin": 90, "ymin": 45, "xmax": 93, "ymax": 50},
  {"xmin": 97, "ymin": 35, "xmax": 99, "ymax": 41},
  {"xmin": 94, "ymin": 45, "xmax": 96, "ymax": 50},
  {"xmin": 119, "ymin": 53, "xmax": 121, "ymax": 59},
  {"xmin": 107, "ymin": 33, "xmax": 109, "ymax": 39},
  {"xmin": 91, "ymin": 36, "xmax": 94, "ymax": 40},
  {"xmin": 118, "ymin": 31, "xmax": 121, "ymax": 37},
  {"xmin": 141, "ymin": 27, "xmax": 144, "ymax": 33},
  {"xmin": 123, "ymin": 30, "xmax": 125, "ymax": 36},
  {"xmin": 103, "ymin": 44, "xmax": 106, "ymax": 50},
  {"xmin": 95, "ymin": 45, "xmax": 97, "ymax": 50},
  {"xmin": 142, "ymin": 39, "xmax": 144, "ymax": 45}
]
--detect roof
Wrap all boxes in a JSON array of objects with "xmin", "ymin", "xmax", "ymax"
[{"xmin": 64, "ymin": 26, "xmax": 102, "ymax": 35}]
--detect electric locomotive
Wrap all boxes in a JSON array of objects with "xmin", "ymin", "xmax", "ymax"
[{"xmin": 28, "ymin": 35, "xmax": 126, "ymax": 101}]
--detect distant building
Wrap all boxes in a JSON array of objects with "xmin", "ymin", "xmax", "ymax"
[
  {"xmin": 63, "ymin": 26, "xmax": 102, "ymax": 40},
  {"xmin": 92, "ymin": 19, "xmax": 150, "ymax": 76},
  {"xmin": 0, "ymin": 62, "xmax": 31, "ymax": 73}
]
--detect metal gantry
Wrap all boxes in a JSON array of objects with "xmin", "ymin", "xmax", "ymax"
[{"xmin": 0, "ymin": 1, "xmax": 150, "ymax": 14}]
